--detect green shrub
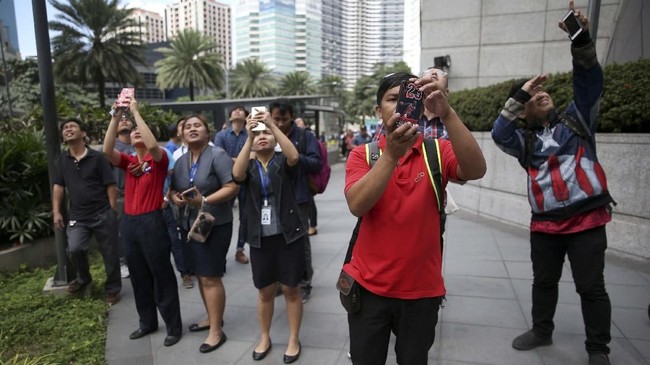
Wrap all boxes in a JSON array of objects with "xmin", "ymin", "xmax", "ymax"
[
  {"xmin": 449, "ymin": 58, "xmax": 650, "ymax": 133},
  {"xmin": 0, "ymin": 255, "xmax": 108, "ymax": 364},
  {"xmin": 0, "ymin": 126, "xmax": 51, "ymax": 244}
]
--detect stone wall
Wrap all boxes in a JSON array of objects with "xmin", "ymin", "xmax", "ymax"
[{"xmin": 448, "ymin": 132, "xmax": 650, "ymax": 260}]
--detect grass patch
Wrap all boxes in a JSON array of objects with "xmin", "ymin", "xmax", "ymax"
[{"xmin": 0, "ymin": 253, "xmax": 109, "ymax": 364}]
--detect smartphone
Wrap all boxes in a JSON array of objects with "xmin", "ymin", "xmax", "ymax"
[
  {"xmin": 116, "ymin": 88, "xmax": 135, "ymax": 108},
  {"xmin": 562, "ymin": 10, "xmax": 583, "ymax": 40},
  {"xmin": 181, "ymin": 187, "xmax": 196, "ymax": 198},
  {"xmin": 395, "ymin": 81, "xmax": 424, "ymax": 128},
  {"xmin": 251, "ymin": 106, "xmax": 267, "ymax": 115}
]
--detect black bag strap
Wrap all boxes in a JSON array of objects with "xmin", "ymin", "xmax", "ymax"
[{"xmin": 344, "ymin": 139, "xmax": 443, "ymax": 264}]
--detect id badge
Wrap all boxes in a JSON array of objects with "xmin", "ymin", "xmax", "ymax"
[{"xmin": 261, "ymin": 207, "xmax": 271, "ymax": 225}]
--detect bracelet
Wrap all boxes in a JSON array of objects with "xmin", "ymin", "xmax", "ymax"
[{"xmin": 202, "ymin": 196, "xmax": 208, "ymax": 207}]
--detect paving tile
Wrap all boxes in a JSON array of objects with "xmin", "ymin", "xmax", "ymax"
[
  {"xmin": 444, "ymin": 258, "xmax": 508, "ymax": 278},
  {"xmin": 612, "ymin": 307, "xmax": 650, "ymax": 340},
  {"xmin": 444, "ymin": 274, "xmax": 516, "ymax": 300},
  {"xmin": 510, "ymin": 278, "xmax": 582, "ymax": 305},
  {"xmin": 441, "ymin": 295, "xmax": 528, "ymax": 330},
  {"xmin": 607, "ymin": 283, "xmax": 650, "ymax": 309},
  {"xmin": 604, "ymin": 264, "xmax": 649, "ymax": 286},
  {"xmin": 628, "ymin": 338, "xmax": 650, "ymax": 363}
]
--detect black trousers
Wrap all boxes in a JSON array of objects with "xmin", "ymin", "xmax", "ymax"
[
  {"xmin": 348, "ymin": 285, "xmax": 442, "ymax": 365},
  {"xmin": 530, "ymin": 225, "xmax": 611, "ymax": 354},
  {"xmin": 121, "ymin": 210, "xmax": 182, "ymax": 336}
]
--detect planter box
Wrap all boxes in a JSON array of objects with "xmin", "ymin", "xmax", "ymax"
[{"xmin": 0, "ymin": 236, "xmax": 58, "ymax": 272}]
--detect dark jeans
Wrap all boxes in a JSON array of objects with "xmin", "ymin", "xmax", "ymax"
[
  {"xmin": 162, "ymin": 204, "xmax": 188, "ymax": 276},
  {"xmin": 348, "ymin": 285, "xmax": 442, "ymax": 365},
  {"xmin": 66, "ymin": 207, "xmax": 121, "ymax": 294},
  {"xmin": 121, "ymin": 210, "xmax": 182, "ymax": 336},
  {"xmin": 530, "ymin": 225, "xmax": 611, "ymax": 354},
  {"xmin": 298, "ymin": 202, "xmax": 313, "ymax": 289}
]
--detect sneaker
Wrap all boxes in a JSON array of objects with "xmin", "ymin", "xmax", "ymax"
[
  {"xmin": 588, "ymin": 353, "xmax": 610, "ymax": 365},
  {"xmin": 512, "ymin": 330, "xmax": 552, "ymax": 351},
  {"xmin": 300, "ymin": 287, "xmax": 311, "ymax": 303},
  {"xmin": 67, "ymin": 280, "xmax": 90, "ymax": 294},
  {"xmin": 120, "ymin": 264, "xmax": 130, "ymax": 278},
  {"xmin": 235, "ymin": 250, "xmax": 249, "ymax": 264},
  {"xmin": 182, "ymin": 275, "xmax": 194, "ymax": 289},
  {"xmin": 106, "ymin": 292, "xmax": 121, "ymax": 305}
]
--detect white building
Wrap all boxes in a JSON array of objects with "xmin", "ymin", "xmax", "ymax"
[
  {"xmin": 340, "ymin": 0, "xmax": 405, "ymax": 88},
  {"xmin": 166, "ymin": 0, "xmax": 232, "ymax": 68},
  {"xmin": 234, "ymin": 0, "xmax": 321, "ymax": 77},
  {"xmin": 129, "ymin": 8, "xmax": 166, "ymax": 44}
]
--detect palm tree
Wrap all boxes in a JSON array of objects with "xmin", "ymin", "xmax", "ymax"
[
  {"xmin": 155, "ymin": 29, "xmax": 224, "ymax": 101},
  {"xmin": 49, "ymin": 0, "xmax": 145, "ymax": 108},
  {"xmin": 229, "ymin": 58, "xmax": 277, "ymax": 98},
  {"xmin": 278, "ymin": 71, "xmax": 316, "ymax": 96}
]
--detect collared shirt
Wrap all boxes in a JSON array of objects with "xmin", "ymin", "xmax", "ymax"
[
  {"xmin": 419, "ymin": 115, "xmax": 448, "ymax": 140},
  {"xmin": 214, "ymin": 127, "xmax": 248, "ymax": 158}
]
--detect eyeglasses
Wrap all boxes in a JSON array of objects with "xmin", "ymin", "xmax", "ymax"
[{"xmin": 423, "ymin": 68, "xmax": 448, "ymax": 78}]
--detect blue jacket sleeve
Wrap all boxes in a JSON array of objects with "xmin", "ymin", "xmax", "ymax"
[
  {"xmin": 300, "ymin": 130, "xmax": 322, "ymax": 173},
  {"xmin": 491, "ymin": 97, "xmax": 527, "ymax": 164}
]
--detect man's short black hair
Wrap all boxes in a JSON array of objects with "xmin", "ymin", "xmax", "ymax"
[
  {"xmin": 60, "ymin": 117, "xmax": 87, "ymax": 132},
  {"xmin": 229, "ymin": 105, "xmax": 249, "ymax": 118},
  {"xmin": 508, "ymin": 79, "xmax": 528, "ymax": 100},
  {"xmin": 269, "ymin": 98, "xmax": 294, "ymax": 117},
  {"xmin": 376, "ymin": 72, "xmax": 417, "ymax": 106},
  {"xmin": 167, "ymin": 122, "xmax": 178, "ymax": 138}
]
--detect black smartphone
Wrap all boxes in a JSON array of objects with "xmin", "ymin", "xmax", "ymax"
[
  {"xmin": 562, "ymin": 10, "xmax": 583, "ymax": 40},
  {"xmin": 395, "ymin": 81, "xmax": 424, "ymax": 128}
]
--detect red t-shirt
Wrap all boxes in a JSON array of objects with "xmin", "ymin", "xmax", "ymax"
[
  {"xmin": 343, "ymin": 135, "xmax": 459, "ymax": 299},
  {"xmin": 530, "ymin": 206, "xmax": 611, "ymax": 234},
  {"xmin": 119, "ymin": 152, "xmax": 168, "ymax": 215}
]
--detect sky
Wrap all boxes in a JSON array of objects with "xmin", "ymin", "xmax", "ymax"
[{"xmin": 13, "ymin": 0, "xmax": 230, "ymax": 58}]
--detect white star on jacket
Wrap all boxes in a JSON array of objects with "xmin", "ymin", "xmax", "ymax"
[{"xmin": 537, "ymin": 126, "xmax": 560, "ymax": 152}]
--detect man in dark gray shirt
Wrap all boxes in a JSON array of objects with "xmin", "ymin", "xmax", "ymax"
[{"xmin": 52, "ymin": 118, "xmax": 122, "ymax": 305}]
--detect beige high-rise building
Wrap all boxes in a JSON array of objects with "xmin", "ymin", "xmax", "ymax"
[
  {"xmin": 166, "ymin": 0, "xmax": 232, "ymax": 68},
  {"xmin": 130, "ymin": 8, "xmax": 166, "ymax": 44}
]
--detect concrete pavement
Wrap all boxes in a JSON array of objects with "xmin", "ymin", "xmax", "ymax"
[{"xmin": 105, "ymin": 162, "xmax": 650, "ymax": 365}]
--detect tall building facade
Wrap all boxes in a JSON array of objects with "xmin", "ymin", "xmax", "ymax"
[
  {"xmin": 340, "ymin": 0, "xmax": 405, "ymax": 88},
  {"xmin": 130, "ymin": 8, "xmax": 166, "ymax": 44},
  {"xmin": 0, "ymin": 0, "xmax": 20, "ymax": 57},
  {"xmin": 321, "ymin": 0, "xmax": 343, "ymax": 77},
  {"xmin": 166, "ymin": 0, "xmax": 232, "ymax": 68},
  {"xmin": 234, "ymin": 0, "xmax": 322, "ymax": 77}
]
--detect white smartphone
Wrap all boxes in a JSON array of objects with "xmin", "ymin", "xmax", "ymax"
[
  {"xmin": 562, "ymin": 10, "xmax": 583, "ymax": 40},
  {"xmin": 251, "ymin": 106, "xmax": 267, "ymax": 115}
]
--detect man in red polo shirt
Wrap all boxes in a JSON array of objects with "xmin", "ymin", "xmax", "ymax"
[
  {"xmin": 343, "ymin": 72, "xmax": 486, "ymax": 364},
  {"xmin": 103, "ymin": 97, "xmax": 182, "ymax": 348}
]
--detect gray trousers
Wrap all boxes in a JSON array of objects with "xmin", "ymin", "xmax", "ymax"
[{"xmin": 67, "ymin": 208, "xmax": 122, "ymax": 294}]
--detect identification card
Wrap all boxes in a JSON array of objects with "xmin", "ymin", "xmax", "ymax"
[{"xmin": 261, "ymin": 207, "xmax": 271, "ymax": 225}]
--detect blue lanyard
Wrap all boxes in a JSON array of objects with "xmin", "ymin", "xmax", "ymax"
[
  {"xmin": 189, "ymin": 153, "xmax": 201, "ymax": 186},
  {"xmin": 255, "ymin": 157, "xmax": 275, "ymax": 206}
]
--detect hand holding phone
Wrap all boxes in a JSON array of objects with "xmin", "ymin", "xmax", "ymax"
[
  {"xmin": 116, "ymin": 88, "xmax": 135, "ymax": 109},
  {"xmin": 251, "ymin": 106, "xmax": 267, "ymax": 116},
  {"xmin": 181, "ymin": 187, "xmax": 197, "ymax": 198},
  {"xmin": 561, "ymin": 10, "xmax": 583, "ymax": 40},
  {"xmin": 395, "ymin": 81, "xmax": 424, "ymax": 128}
]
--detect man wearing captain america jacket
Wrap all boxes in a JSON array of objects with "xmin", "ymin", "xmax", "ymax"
[{"xmin": 491, "ymin": 3, "xmax": 614, "ymax": 365}]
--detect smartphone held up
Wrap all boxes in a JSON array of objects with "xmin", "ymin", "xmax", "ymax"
[
  {"xmin": 395, "ymin": 81, "xmax": 424, "ymax": 128},
  {"xmin": 116, "ymin": 88, "xmax": 135, "ymax": 109},
  {"xmin": 562, "ymin": 10, "xmax": 583, "ymax": 40}
]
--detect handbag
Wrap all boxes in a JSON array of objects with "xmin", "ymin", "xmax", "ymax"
[
  {"xmin": 187, "ymin": 198, "xmax": 215, "ymax": 243},
  {"xmin": 336, "ymin": 269, "xmax": 361, "ymax": 314}
]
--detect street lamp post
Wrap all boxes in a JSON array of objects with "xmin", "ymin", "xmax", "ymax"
[{"xmin": 32, "ymin": 0, "xmax": 73, "ymax": 286}]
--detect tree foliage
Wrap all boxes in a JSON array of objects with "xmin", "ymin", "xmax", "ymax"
[
  {"xmin": 155, "ymin": 29, "xmax": 225, "ymax": 101},
  {"xmin": 278, "ymin": 71, "xmax": 316, "ymax": 96},
  {"xmin": 229, "ymin": 58, "xmax": 277, "ymax": 98},
  {"xmin": 49, "ymin": 0, "xmax": 145, "ymax": 108}
]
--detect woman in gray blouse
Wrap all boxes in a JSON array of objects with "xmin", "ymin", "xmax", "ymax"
[{"xmin": 170, "ymin": 114, "xmax": 239, "ymax": 354}]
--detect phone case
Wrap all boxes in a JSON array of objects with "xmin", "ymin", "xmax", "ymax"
[
  {"xmin": 116, "ymin": 88, "xmax": 135, "ymax": 108},
  {"xmin": 395, "ymin": 81, "xmax": 423, "ymax": 127}
]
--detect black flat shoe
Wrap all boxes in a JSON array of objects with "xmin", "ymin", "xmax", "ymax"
[
  {"xmin": 129, "ymin": 327, "xmax": 156, "ymax": 340},
  {"xmin": 283, "ymin": 342, "xmax": 301, "ymax": 364},
  {"xmin": 252, "ymin": 341, "xmax": 272, "ymax": 361},
  {"xmin": 189, "ymin": 323, "xmax": 210, "ymax": 332},
  {"xmin": 164, "ymin": 334, "xmax": 182, "ymax": 347},
  {"xmin": 199, "ymin": 333, "xmax": 227, "ymax": 353}
]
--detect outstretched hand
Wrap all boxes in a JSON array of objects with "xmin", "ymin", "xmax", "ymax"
[
  {"xmin": 522, "ymin": 74, "xmax": 548, "ymax": 97},
  {"xmin": 558, "ymin": 1, "xmax": 590, "ymax": 33}
]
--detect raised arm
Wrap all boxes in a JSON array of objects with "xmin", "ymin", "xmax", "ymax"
[
  {"xmin": 232, "ymin": 120, "xmax": 255, "ymax": 182},
  {"xmin": 103, "ymin": 104, "xmax": 123, "ymax": 166},
  {"xmin": 129, "ymin": 98, "xmax": 163, "ymax": 161}
]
